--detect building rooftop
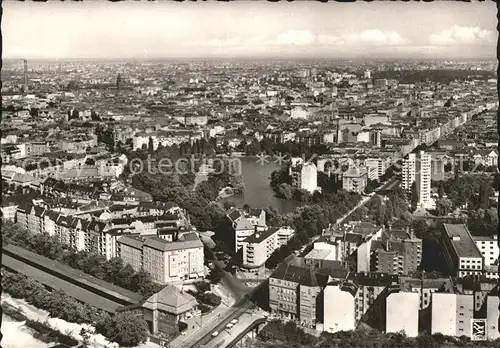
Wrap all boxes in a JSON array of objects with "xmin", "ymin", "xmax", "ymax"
[
  {"xmin": 304, "ymin": 248, "xmax": 332, "ymax": 261},
  {"xmin": 442, "ymin": 223, "xmax": 482, "ymax": 259},
  {"xmin": 243, "ymin": 227, "xmax": 279, "ymax": 244},
  {"xmin": 117, "ymin": 232, "xmax": 203, "ymax": 252},
  {"xmin": 142, "ymin": 285, "xmax": 197, "ymax": 315}
]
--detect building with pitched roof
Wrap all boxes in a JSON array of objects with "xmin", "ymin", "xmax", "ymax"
[
  {"xmin": 118, "ymin": 284, "xmax": 197, "ymax": 336},
  {"xmin": 268, "ymin": 257, "xmax": 329, "ymax": 328}
]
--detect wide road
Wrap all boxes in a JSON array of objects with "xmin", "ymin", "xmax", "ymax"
[{"xmin": 168, "ymin": 244, "xmax": 260, "ymax": 348}]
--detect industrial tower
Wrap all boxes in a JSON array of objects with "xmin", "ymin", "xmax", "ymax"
[{"xmin": 23, "ymin": 59, "xmax": 28, "ymax": 93}]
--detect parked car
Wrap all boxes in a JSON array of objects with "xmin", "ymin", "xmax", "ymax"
[{"xmin": 212, "ymin": 331, "xmax": 219, "ymax": 337}]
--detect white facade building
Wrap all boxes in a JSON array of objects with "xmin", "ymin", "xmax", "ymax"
[
  {"xmin": 386, "ymin": 291, "xmax": 419, "ymax": 337},
  {"xmin": 402, "ymin": 151, "xmax": 431, "ymax": 208},
  {"xmin": 290, "ymin": 161, "xmax": 318, "ymax": 193},
  {"xmin": 323, "ymin": 283, "xmax": 356, "ymax": 333},
  {"xmin": 431, "ymin": 293, "xmax": 474, "ymax": 338},
  {"xmin": 473, "ymin": 235, "xmax": 499, "ymax": 267}
]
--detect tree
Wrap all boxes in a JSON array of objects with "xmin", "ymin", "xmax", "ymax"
[
  {"xmin": 148, "ymin": 137, "xmax": 154, "ymax": 154},
  {"xmin": 96, "ymin": 313, "xmax": 149, "ymax": 347},
  {"xmin": 435, "ymin": 199, "xmax": 452, "ymax": 216},
  {"xmin": 207, "ymin": 267, "xmax": 224, "ymax": 284},
  {"xmin": 412, "ymin": 220, "xmax": 428, "ymax": 239},
  {"xmin": 384, "ymin": 200, "xmax": 394, "ymax": 226},
  {"xmin": 437, "ymin": 181, "xmax": 445, "ymax": 198},
  {"xmin": 410, "ymin": 182, "xmax": 418, "ymax": 212},
  {"xmin": 479, "ymin": 181, "xmax": 492, "ymax": 209}
]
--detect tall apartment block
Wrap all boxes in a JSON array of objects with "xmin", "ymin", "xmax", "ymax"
[
  {"xmin": 402, "ymin": 151, "xmax": 431, "ymax": 209},
  {"xmin": 289, "ymin": 159, "xmax": 318, "ymax": 194}
]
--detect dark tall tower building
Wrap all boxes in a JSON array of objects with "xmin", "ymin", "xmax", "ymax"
[
  {"xmin": 23, "ymin": 59, "xmax": 28, "ymax": 93},
  {"xmin": 116, "ymin": 73, "xmax": 122, "ymax": 93}
]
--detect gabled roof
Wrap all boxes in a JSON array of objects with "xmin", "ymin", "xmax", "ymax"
[{"xmin": 143, "ymin": 285, "xmax": 196, "ymax": 315}]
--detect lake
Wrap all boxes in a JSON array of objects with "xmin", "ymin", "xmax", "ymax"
[{"xmin": 219, "ymin": 156, "xmax": 303, "ymax": 214}]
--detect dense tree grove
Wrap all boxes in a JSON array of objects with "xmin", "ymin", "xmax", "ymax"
[
  {"xmin": 434, "ymin": 174, "xmax": 497, "ymax": 236},
  {"xmin": 2, "ymin": 270, "xmax": 149, "ymax": 347},
  {"xmin": 265, "ymin": 190, "xmax": 362, "ymax": 268},
  {"xmin": 95, "ymin": 312, "xmax": 149, "ymax": 347},
  {"xmin": 2, "ymin": 271, "xmax": 99, "ymax": 324},
  {"xmin": 3, "ymin": 223, "xmax": 163, "ymax": 297},
  {"xmin": 128, "ymin": 147, "xmax": 243, "ymax": 232}
]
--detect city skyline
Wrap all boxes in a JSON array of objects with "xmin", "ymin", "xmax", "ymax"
[{"xmin": 3, "ymin": 1, "xmax": 497, "ymax": 60}]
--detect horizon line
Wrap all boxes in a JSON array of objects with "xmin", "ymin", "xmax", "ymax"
[{"xmin": 3, "ymin": 56, "xmax": 497, "ymax": 62}]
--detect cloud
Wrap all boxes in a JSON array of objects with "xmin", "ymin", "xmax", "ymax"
[
  {"xmin": 317, "ymin": 34, "xmax": 345, "ymax": 46},
  {"xmin": 185, "ymin": 28, "xmax": 407, "ymax": 53},
  {"xmin": 359, "ymin": 29, "xmax": 408, "ymax": 46},
  {"xmin": 184, "ymin": 37, "xmax": 243, "ymax": 48},
  {"xmin": 429, "ymin": 25, "xmax": 494, "ymax": 46},
  {"xmin": 274, "ymin": 30, "xmax": 316, "ymax": 46}
]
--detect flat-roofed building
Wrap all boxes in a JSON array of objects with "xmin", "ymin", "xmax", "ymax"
[
  {"xmin": 440, "ymin": 224, "xmax": 483, "ymax": 278},
  {"xmin": 241, "ymin": 226, "xmax": 295, "ymax": 271},
  {"xmin": 431, "ymin": 292, "xmax": 474, "ymax": 337},
  {"xmin": 472, "ymin": 235, "xmax": 499, "ymax": 267},
  {"xmin": 486, "ymin": 294, "xmax": 500, "ymax": 340},
  {"xmin": 386, "ymin": 291, "xmax": 419, "ymax": 337},
  {"xmin": 323, "ymin": 281, "xmax": 356, "ymax": 333},
  {"xmin": 117, "ymin": 232, "xmax": 204, "ymax": 284}
]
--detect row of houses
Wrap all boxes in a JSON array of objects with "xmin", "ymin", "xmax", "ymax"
[
  {"xmin": 14, "ymin": 200, "xmax": 205, "ymax": 284},
  {"xmin": 268, "ymin": 254, "xmax": 499, "ymax": 340}
]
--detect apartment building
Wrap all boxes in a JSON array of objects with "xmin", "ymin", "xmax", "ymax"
[
  {"xmin": 241, "ymin": 226, "xmax": 295, "ymax": 271},
  {"xmin": 400, "ymin": 277, "xmax": 452, "ymax": 310},
  {"xmin": 226, "ymin": 208, "xmax": 267, "ymax": 253},
  {"xmin": 323, "ymin": 281, "xmax": 356, "ymax": 333},
  {"xmin": 472, "ymin": 235, "xmax": 499, "ymax": 267},
  {"xmin": 364, "ymin": 157, "xmax": 387, "ymax": 180},
  {"xmin": 117, "ymin": 232, "xmax": 204, "ymax": 284},
  {"xmin": 342, "ymin": 166, "xmax": 368, "ymax": 193},
  {"xmin": 289, "ymin": 160, "xmax": 318, "ymax": 194},
  {"xmin": 311, "ymin": 234, "xmax": 343, "ymax": 262},
  {"xmin": 386, "ymin": 290, "xmax": 419, "ymax": 337},
  {"xmin": 370, "ymin": 228, "xmax": 422, "ymax": 275},
  {"xmin": 441, "ymin": 224, "xmax": 484, "ymax": 278},
  {"xmin": 486, "ymin": 293, "xmax": 500, "ymax": 340},
  {"xmin": 323, "ymin": 273, "xmax": 400, "ymax": 333},
  {"xmin": 268, "ymin": 260, "xmax": 328, "ymax": 327},
  {"xmin": 431, "ymin": 292, "xmax": 474, "ymax": 337},
  {"xmin": 402, "ymin": 151, "xmax": 431, "ymax": 209}
]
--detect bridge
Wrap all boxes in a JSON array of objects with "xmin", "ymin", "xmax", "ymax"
[{"xmin": 223, "ymin": 318, "xmax": 266, "ymax": 348}]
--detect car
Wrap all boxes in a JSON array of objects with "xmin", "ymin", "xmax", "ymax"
[
  {"xmin": 230, "ymin": 319, "xmax": 238, "ymax": 325},
  {"xmin": 226, "ymin": 323, "xmax": 233, "ymax": 329},
  {"xmin": 212, "ymin": 331, "xmax": 219, "ymax": 337}
]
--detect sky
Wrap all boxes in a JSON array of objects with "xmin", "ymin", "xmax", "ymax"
[{"xmin": 2, "ymin": 1, "xmax": 497, "ymax": 60}]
